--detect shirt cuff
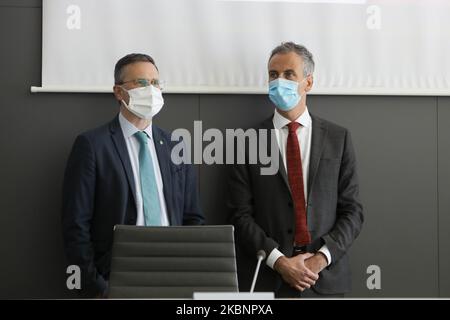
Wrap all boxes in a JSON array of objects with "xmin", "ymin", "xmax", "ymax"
[
  {"xmin": 266, "ymin": 248, "xmax": 285, "ymax": 269},
  {"xmin": 318, "ymin": 245, "xmax": 332, "ymax": 266}
]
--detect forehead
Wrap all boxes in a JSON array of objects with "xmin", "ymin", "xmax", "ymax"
[
  {"xmin": 122, "ymin": 61, "xmax": 158, "ymax": 79},
  {"xmin": 268, "ymin": 51, "xmax": 303, "ymax": 71}
]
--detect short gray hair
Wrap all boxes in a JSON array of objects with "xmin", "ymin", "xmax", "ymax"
[{"xmin": 269, "ymin": 42, "xmax": 315, "ymax": 77}]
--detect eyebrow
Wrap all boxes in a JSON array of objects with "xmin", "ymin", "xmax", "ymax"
[{"xmin": 268, "ymin": 69, "xmax": 296, "ymax": 74}]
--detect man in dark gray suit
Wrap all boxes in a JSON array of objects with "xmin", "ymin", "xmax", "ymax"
[{"xmin": 228, "ymin": 42, "xmax": 364, "ymax": 297}]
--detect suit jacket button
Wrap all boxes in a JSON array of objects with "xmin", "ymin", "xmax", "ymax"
[
  {"xmin": 287, "ymin": 228, "xmax": 293, "ymax": 234},
  {"xmin": 288, "ymin": 201, "xmax": 293, "ymax": 207}
]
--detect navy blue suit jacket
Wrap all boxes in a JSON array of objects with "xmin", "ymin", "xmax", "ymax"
[{"xmin": 62, "ymin": 115, "xmax": 204, "ymax": 297}]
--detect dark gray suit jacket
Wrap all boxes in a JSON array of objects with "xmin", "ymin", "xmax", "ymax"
[{"xmin": 228, "ymin": 114, "xmax": 364, "ymax": 295}]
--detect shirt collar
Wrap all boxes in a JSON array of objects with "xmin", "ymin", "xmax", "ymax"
[
  {"xmin": 272, "ymin": 107, "xmax": 312, "ymax": 130},
  {"xmin": 118, "ymin": 112, "xmax": 153, "ymax": 140}
]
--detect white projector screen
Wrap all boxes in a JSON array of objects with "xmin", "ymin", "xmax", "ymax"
[{"xmin": 33, "ymin": 0, "xmax": 450, "ymax": 95}]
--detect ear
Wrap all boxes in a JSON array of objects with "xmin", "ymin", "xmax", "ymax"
[
  {"xmin": 113, "ymin": 85, "xmax": 128, "ymax": 104},
  {"xmin": 304, "ymin": 75, "xmax": 314, "ymax": 93}
]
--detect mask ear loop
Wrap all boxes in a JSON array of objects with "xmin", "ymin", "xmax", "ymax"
[{"xmin": 118, "ymin": 85, "xmax": 130, "ymax": 108}]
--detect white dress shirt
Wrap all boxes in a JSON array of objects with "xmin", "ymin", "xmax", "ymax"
[
  {"xmin": 266, "ymin": 107, "xmax": 332, "ymax": 268},
  {"xmin": 119, "ymin": 113, "xmax": 170, "ymax": 226}
]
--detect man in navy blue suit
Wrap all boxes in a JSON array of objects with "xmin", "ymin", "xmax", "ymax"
[{"xmin": 62, "ymin": 53, "xmax": 204, "ymax": 298}]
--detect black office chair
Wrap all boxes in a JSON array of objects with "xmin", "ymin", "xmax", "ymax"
[{"xmin": 108, "ymin": 225, "xmax": 238, "ymax": 298}]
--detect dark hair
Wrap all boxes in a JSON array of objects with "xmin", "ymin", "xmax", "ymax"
[
  {"xmin": 269, "ymin": 42, "xmax": 315, "ymax": 77},
  {"xmin": 114, "ymin": 53, "xmax": 158, "ymax": 84}
]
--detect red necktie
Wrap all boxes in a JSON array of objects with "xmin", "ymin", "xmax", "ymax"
[{"xmin": 286, "ymin": 121, "xmax": 311, "ymax": 246}]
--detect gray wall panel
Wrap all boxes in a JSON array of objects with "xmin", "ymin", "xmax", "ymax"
[
  {"xmin": 0, "ymin": 0, "xmax": 41, "ymax": 8},
  {"xmin": 198, "ymin": 95, "xmax": 273, "ymax": 225},
  {"xmin": 438, "ymin": 97, "xmax": 450, "ymax": 297}
]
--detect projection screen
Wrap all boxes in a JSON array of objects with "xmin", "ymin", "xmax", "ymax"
[{"xmin": 32, "ymin": 0, "xmax": 450, "ymax": 95}]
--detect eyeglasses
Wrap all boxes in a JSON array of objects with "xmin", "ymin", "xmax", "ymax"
[{"xmin": 119, "ymin": 78, "xmax": 166, "ymax": 90}]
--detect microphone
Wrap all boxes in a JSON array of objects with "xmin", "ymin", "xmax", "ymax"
[{"xmin": 250, "ymin": 250, "xmax": 266, "ymax": 293}]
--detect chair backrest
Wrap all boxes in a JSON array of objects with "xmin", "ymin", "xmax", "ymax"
[{"xmin": 108, "ymin": 225, "xmax": 238, "ymax": 298}]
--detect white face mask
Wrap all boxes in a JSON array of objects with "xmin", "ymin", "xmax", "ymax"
[{"xmin": 121, "ymin": 85, "xmax": 164, "ymax": 120}]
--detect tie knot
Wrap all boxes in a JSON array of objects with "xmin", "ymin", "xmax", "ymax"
[
  {"xmin": 135, "ymin": 131, "xmax": 148, "ymax": 145},
  {"xmin": 287, "ymin": 121, "xmax": 300, "ymax": 133}
]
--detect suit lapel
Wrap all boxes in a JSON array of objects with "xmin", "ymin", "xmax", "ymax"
[
  {"xmin": 307, "ymin": 115, "xmax": 327, "ymax": 202},
  {"xmin": 110, "ymin": 116, "xmax": 137, "ymax": 204},
  {"xmin": 277, "ymin": 146, "xmax": 290, "ymax": 192},
  {"xmin": 260, "ymin": 117, "xmax": 290, "ymax": 191},
  {"xmin": 152, "ymin": 125, "xmax": 175, "ymax": 225}
]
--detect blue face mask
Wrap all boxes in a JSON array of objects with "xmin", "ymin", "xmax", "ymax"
[{"xmin": 268, "ymin": 78, "xmax": 301, "ymax": 111}]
